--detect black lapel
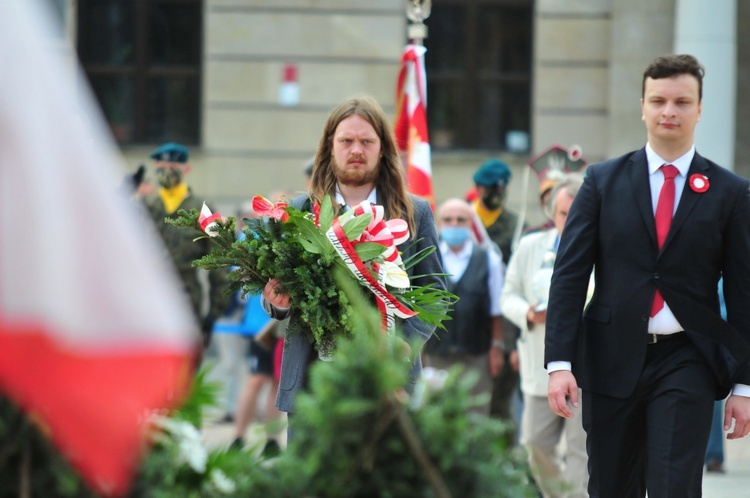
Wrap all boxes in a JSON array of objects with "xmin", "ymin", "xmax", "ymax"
[
  {"xmin": 662, "ymin": 152, "xmax": 711, "ymax": 252},
  {"xmin": 626, "ymin": 148, "xmax": 658, "ymax": 249}
]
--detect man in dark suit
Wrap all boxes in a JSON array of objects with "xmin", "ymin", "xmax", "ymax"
[
  {"xmin": 545, "ymin": 54, "xmax": 750, "ymax": 497},
  {"xmin": 262, "ymin": 96, "xmax": 445, "ymax": 416}
]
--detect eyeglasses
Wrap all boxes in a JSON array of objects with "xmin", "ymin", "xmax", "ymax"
[{"xmin": 440, "ymin": 217, "xmax": 469, "ymax": 223}]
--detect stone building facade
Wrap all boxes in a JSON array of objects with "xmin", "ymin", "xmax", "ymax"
[{"xmin": 56, "ymin": 0, "xmax": 750, "ymax": 219}]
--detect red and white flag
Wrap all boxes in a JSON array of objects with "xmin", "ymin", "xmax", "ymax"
[
  {"xmin": 0, "ymin": 2, "xmax": 198, "ymax": 495},
  {"xmin": 395, "ymin": 44, "xmax": 435, "ymax": 209}
]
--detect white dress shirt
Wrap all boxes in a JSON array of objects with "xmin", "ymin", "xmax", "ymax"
[
  {"xmin": 645, "ymin": 142, "xmax": 690, "ymax": 335},
  {"xmin": 335, "ymin": 186, "xmax": 378, "ymax": 209}
]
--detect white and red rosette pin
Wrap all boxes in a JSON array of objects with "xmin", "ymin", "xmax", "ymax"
[{"xmin": 689, "ymin": 173, "xmax": 710, "ymax": 193}]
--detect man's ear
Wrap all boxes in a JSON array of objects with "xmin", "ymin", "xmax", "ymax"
[{"xmin": 182, "ymin": 162, "xmax": 192, "ymax": 175}]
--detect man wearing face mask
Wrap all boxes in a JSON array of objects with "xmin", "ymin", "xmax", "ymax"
[
  {"xmin": 143, "ymin": 142, "xmax": 229, "ymax": 352},
  {"xmin": 424, "ymin": 198, "xmax": 505, "ymax": 416}
]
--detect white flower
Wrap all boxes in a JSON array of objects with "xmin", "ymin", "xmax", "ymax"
[
  {"xmin": 179, "ymin": 435, "xmax": 208, "ymax": 473},
  {"xmin": 381, "ymin": 260, "xmax": 410, "ymax": 289},
  {"xmin": 150, "ymin": 415, "xmax": 208, "ymax": 473},
  {"xmin": 209, "ymin": 469, "xmax": 237, "ymax": 494}
]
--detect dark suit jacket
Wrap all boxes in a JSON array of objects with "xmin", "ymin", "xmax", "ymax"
[
  {"xmin": 544, "ymin": 148, "xmax": 750, "ymax": 399},
  {"xmin": 273, "ymin": 193, "xmax": 445, "ymax": 413}
]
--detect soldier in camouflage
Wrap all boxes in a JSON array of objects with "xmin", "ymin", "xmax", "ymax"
[{"xmin": 143, "ymin": 142, "xmax": 229, "ymax": 350}]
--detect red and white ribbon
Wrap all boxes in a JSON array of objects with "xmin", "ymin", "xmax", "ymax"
[
  {"xmin": 326, "ymin": 216, "xmax": 415, "ymax": 332},
  {"xmin": 349, "ymin": 201, "xmax": 410, "ymax": 265},
  {"xmin": 198, "ymin": 202, "xmax": 224, "ymax": 237}
]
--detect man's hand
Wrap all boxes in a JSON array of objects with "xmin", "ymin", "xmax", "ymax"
[
  {"xmin": 548, "ymin": 370, "xmax": 579, "ymax": 418},
  {"xmin": 263, "ymin": 278, "xmax": 290, "ymax": 308},
  {"xmin": 489, "ymin": 347, "xmax": 505, "ymax": 377},
  {"xmin": 725, "ymin": 395, "xmax": 750, "ymax": 439},
  {"xmin": 526, "ymin": 304, "xmax": 547, "ymax": 327}
]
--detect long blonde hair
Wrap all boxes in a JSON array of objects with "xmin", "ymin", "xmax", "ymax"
[{"xmin": 310, "ymin": 96, "xmax": 416, "ymax": 235}]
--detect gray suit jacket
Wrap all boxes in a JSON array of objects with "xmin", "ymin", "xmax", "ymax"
[{"xmin": 265, "ymin": 193, "xmax": 445, "ymax": 413}]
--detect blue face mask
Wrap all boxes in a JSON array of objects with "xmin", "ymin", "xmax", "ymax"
[{"xmin": 441, "ymin": 226, "xmax": 471, "ymax": 247}]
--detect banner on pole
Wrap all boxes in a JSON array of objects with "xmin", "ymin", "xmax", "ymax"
[{"xmin": 395, "ymin": 44, "xmax": 435, "ymax": 209}]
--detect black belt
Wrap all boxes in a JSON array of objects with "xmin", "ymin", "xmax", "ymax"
[{"xmin": 647, "ymin": 332, "xmax": 684, "ymax": 345}]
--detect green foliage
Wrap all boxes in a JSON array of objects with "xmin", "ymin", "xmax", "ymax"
[
  {"xmin": 171, "ymin": 364, "xmax": 222, "ymax": 428},
  {"xmin": 243, "ymin": 276, "xmax": 535, "ymax": 498},
  {"xmin": 127, "ymin": 366, "xmax": 257, "ymax": 497},
  {"xmin": 167, "ymin": 197, "xmax": 457, "ymax": 356},
  {"xmin": 259, "ymin": 323, "xmax": 535, "ymax": 497},
  {"xmin": 168, "ymin": 207, "xmax": 353, "ymax": 355}
]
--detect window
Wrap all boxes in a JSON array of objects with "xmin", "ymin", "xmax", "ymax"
[
  {"xmin": 77, "ymin": 0, "xmax": 202, "ymax": 144},
  {"xmin": 425, "ymin": 0, "xmax": 532, "ymax": 150}
]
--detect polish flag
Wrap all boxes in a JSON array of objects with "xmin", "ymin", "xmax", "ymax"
[
  {"xmin": 395, "ymin": 44, "xmax": 435, "ymax": 209},
  {"xmin": 0, "ymin": 2, "xmax": 198, "ymax": 496}
]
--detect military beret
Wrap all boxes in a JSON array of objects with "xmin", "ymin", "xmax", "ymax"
[
  {"xmin": 150, "ymin": 142, "xmax": 189, "ymax": 163},
  {"xmin": 473, "ymin": 159, "xmax": 512, "ymax": 187}
]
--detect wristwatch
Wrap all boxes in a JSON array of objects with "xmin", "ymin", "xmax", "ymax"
[{"xmin": 491, "ymin": 339, "xmax": 506, "ymax": 352}]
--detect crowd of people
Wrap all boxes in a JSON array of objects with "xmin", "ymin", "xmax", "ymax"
[{"xmin": 130, "ymin": 53, "xmax": 750, "ymax": 497}]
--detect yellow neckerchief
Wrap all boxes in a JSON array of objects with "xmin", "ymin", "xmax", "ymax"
[
  {"xmin": 159, "ymin": 182, "xmax": 189, "ymax": 214},
  {"xmin": 473, "ymin": 199, "xmax": 503, "ymax": 227}
]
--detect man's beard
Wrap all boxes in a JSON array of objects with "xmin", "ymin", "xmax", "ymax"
[{"xmin": 333, "ymin": 156, "xmax": 379, "ymax": 187}]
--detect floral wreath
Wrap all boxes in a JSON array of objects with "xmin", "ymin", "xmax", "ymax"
[{"xmin": 173, "ymin": 194, "xmax": 455, "ymax": 354}]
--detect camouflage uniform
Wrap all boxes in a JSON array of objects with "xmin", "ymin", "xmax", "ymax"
[{"xmin": 144, "ymin": 189, "xmax": 229, "ymax": 343}]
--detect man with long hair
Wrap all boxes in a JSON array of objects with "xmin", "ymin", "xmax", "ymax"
[{"xmin": 262, "ymin": 96, "xmax": 446, "ymax": 421}]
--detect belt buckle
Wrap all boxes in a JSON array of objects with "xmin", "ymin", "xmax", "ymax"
[{"xmin": 647, "ymin": 334, "xmax": 658, "ymax": 345}]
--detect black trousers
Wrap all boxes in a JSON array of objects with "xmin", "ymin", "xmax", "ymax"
[{"xmin": 583, "ymin": 334, "xmax": 716, "ymax": 498}]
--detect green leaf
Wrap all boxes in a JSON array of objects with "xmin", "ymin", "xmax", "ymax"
[
  {"xmin": 353, "ymin": 242, "xmax": 386, "ymax": 261},
  {"xmin": 298, "ymin": 237, "xmax": 324, "ymax": 254},
  {"xmin": 294, "ymin": 215, "xmax": 332, "ymax": 255},
  {"xmin": 342, "ymin": 212, "xmax": 372, "ymax": 240},
  {"xmin": 402, "ymin": 242, "xmax": 436, "ymax": 271},
  {"xmin": 319, "ymin": 194, "xmax": 335, "ymax": 231}
]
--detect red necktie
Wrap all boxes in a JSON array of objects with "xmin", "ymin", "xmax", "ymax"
[{"xmin": 650, "ymin": 164, "xmax": 678, "ymax": 317}]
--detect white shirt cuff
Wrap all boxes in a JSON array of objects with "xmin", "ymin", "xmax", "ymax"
[
  {"xmin": 547, "ymin": 361, "xmax": 572, "ymax": 373},
  {"xmin": 731, "ymin": 383, "xmax": 750, "ymax": 397}
]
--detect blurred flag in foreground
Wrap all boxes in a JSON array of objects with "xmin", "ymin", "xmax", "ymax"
[
  {"xmin": 0, "ymin": 1, "xmax": 198, "ymax": 495},
  {"xmin": 394, "ymin": 44, "xmax": 435, "ymax": 209}
]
